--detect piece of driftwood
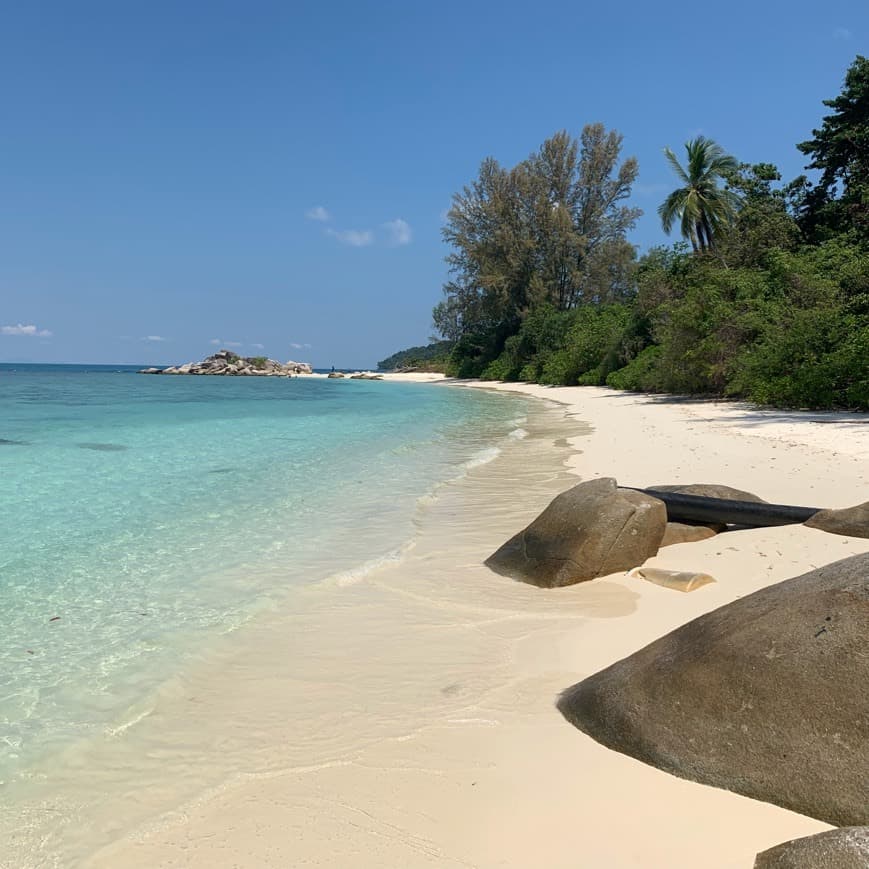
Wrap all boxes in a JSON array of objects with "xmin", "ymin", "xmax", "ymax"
[{"xmin": 623, "ymin": 488, "xmax": 821, "ymax": 528}]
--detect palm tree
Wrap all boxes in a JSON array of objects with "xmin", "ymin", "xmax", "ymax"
[{"xmin": 658, "ymin": 137, "xmax": 741, "ymax": 252}]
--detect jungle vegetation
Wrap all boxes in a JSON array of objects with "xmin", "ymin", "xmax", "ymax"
[{"xmin": 383, "ymin": 56, "xmax": 868, "ymax": 409}]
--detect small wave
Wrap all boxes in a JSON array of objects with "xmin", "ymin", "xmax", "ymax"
[
  {"xmin": 464, "ymin": 446, "xmax": 501, "ymax": 470},
  {"xmin": 105, "ymin": 704, "xmax": 155, "ymax": 737},
  {"xmin": 508, "ymin": 427, "xmax": 528, "ymax": 440},
  {"xmin": 325, "ymin": 541, "xmax": 417, "ymax": 588}
]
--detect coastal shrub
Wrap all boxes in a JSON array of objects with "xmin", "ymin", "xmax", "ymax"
[
  {"xmin": 250, "ymin": 356, "xmax": 268, "ymax": 369},
  {"xmin": 606, "ymin": 346, "xmax": 663, "ymax": 391},
  {"xmin": 729, "ymin": 308, "xmax": 869, "ymax": 408}
]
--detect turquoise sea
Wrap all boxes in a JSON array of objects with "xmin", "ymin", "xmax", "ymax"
[{"xmin": 0, "ymin": 365, "xmax": 528, "ymax": 788}]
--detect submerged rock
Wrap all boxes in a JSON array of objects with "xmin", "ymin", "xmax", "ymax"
[
  {"xmin": 485, "ymin": 477, "xmax": 666, "ymax": 587},
  {"xmin": 755, "ymin": 827, "xmax": 869, "ymax": 868},
  {"xmin": 558, "ymin": 552, "xmax": 869, "ymax": 827}
]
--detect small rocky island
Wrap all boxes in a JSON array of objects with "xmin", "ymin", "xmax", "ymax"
[{"xmin": 139, "ymin": 349, "xmax": 312, "ymax": 377}]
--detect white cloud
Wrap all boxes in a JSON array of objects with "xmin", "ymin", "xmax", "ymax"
[
  {"xmin": 290, "ymin": 342, "xmax": 312, "ymax": 350},
  {"xmin": 142, "ymin": 335, "xmax": 166, "ymax": 342},
  {"xmin": 833, "ymin": 26, "xmax": 852, "ymax": 39},
  {"xmin": 305, "ymin": 205, "xmax": 331, "ymax": 222},
  {"xmin": 326, "ymin": 227, "xmax": 374, "ymax": 247},
  {"xmin": 251, "ymin": 343, "xmax": 265, "ymax": 349},
  {"xmin": 384, "ymin": 218, "xmax": 412, "ymax": 246},
  {"xmin": 1, "ymin": 323, "xmax": 52, "ymax": 337},
  {"xmin": 209, "ymin": 338, "xmax": 221, "ymax": 345}
]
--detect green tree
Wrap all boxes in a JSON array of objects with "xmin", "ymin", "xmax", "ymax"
[
  {"xmin": 797, "ymin": 55, "xmax": 869, "ymax": 244},
  {"xmin": 658, "ymin": 137, "xmax": 741, "ymax": 252},
  {"xmin": 439, "ymin": 125, "xmax": 640, "ymax": 338}
]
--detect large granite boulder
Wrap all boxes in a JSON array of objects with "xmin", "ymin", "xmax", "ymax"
[
  {"xmin": 649, "ymin": 483, "xmax": 766, "ymax": 533},
  {"xmin": 755, "ymin": 828, "xmax": 869, "ymax": 868},
  {"xmin": 485, "ymin": 477, "xmax": 666, "ymax": 587},
  {"xmin": 805, "ymin": 501, "xmax": 869, "ymax": 539},
  {"xmin": 557, "ymin": 552, "xmax": 869, "ymax": 827}
]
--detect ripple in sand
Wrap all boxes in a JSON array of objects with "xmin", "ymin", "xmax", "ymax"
[{"xmin": 0, "ymin": 438, "xmax": 28, "ymax": 445}]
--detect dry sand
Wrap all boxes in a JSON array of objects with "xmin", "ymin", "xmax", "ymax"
[{"xmin": 79, "ymin": 380, "xmax": 868, "ymax": 869}]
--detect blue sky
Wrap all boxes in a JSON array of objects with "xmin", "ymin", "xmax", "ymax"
[{"xmin": 0, "ymin": 1, "xmax": 865, "ymax": 367}]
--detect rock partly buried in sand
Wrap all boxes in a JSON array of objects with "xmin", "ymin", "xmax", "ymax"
[
  {"xmin": 557, "ymin": 551, "xmax": 869, "ymax": 827},
  {"xmin": 650, "ymin": 483, "xmax": 766, "ymax": 533},
  {"xmin": 660, "ymin": 522, "xmax": 718, "ymax": 546},
  {"xmin": 485, "ymin": 477, "xmax": 666, "ymax": 588},
  {"xmin": 327, "ymin": 371, "xmax": 345, "ymax": 378},
  {"xmin": 755, "ymin": 827, "xmax": 869, "ymax": 869},
  {"xmin": 805, "ymin": 501, "xmax": 869, "ymax": 539}
]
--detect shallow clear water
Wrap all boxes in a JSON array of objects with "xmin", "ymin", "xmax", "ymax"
[{"xmin": 0, "ymin": 365, "xmax": 527, "ymax": 783}]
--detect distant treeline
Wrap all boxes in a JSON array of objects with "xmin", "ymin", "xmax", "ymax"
[
  {"xmin": 384, "ymin": 55, "xmax": 868, "ymax": 408},
  {"xmin": 377, "ymin": 341, "xmax": 454, "ymax": 371}
]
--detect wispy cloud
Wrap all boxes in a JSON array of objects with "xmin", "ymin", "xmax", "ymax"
[
  {"xmin": 305, "ymin": 205, "xmax": 331, "ymax": 222},
  {"xmin": 251, "ymin": 342, "xmax": 265, "ymax": 349},
  {"xmin": 290, "ymin": 342, "xmax": 312, "ymax": 350},
  {"xmin": 1, "ymin": 323, "xmax": 52, "ymax": 337},
  {"xmin": 209, "ymin": 338, "xmax": 243, "ymax": 348},
  {"xmin": 209, "ymin": 338, "xmax": 221, "ymax": 345},
  {"xmin": 833, "ymin": 26, "xmax": 852, "ymax": 39},
  {"xmin": 142, "ymin": 335, "xmax": 166, "ymax": 342},
  {"xmin": 384, "ymin": 218, "xmax": 412, "ymax": 246},
  {"xmin": 326, "ymin": 227, "xmax": 374, "ymax": 247}
]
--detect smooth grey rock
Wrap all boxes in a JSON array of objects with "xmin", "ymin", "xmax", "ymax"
[
  {"xmin": 558, "ymin": 552, "xmax": 869, "ymax": 827},
  {"xmin": 755, "ymin": 827, "xmax": 869, "ymax": 868},
  {"xmin": 327, "ymin": 372, "xmax": 345, "ymax": 378},
  {"xmin": 485, "ymin": 477, "xmax": 666, "ymax": 587},
  {"xmin": 805, "ymin": 502, "xmax": 869, "ymax": 539}
]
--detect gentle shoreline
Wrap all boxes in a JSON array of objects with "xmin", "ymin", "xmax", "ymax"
[{"xmin": 24, "ymin": 378, "xmax": 869, "ymax": 867}]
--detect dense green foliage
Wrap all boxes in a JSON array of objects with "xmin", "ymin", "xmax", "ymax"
[
  {"xmin": 377, "ymin": 340, "xmax": 454, "ymax": 372},
  {"xmin": 429, "ymin": 56, "xmax": 869, "ymax": 410}
]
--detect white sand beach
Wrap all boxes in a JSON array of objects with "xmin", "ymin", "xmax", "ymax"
[{"xmin": 80, "ymin": 380, "xmax": 869, "ymax": 869}]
